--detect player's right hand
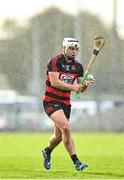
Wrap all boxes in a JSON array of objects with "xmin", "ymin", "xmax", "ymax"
[{"xmin": 73, "ymin": 84, "xmax": 87, "ymax": 92}]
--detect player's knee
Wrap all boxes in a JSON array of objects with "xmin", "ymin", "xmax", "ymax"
[
  {"xmin": 56, "ymin": 134, "xmax": 62, "ymax": 142},
  {"xmin": 62, "ymin": 123, "xmax": 70, "ymax": 134}
]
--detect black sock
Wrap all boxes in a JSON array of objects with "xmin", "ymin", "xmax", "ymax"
[
  {"xmin": 45, "ymin": 147, "xmax": 52, "ymax": 154},
  {"xmin": 71, "ymin": 154, "xmax": 79, "ymax": 164}
]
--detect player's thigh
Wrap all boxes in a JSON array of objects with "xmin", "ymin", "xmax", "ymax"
[{"xmin": 50, "ymin": 109, "xmax": 70, "ymax": 131}]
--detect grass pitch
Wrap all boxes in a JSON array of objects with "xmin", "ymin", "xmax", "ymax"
[{"xmin": 0, "ymin": 132, "xmax": 124, "ymax": 179}]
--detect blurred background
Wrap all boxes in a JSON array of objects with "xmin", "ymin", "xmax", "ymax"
[{"xmin": 0, "ymin": 0, "xmax": 124, "ymax": 131}]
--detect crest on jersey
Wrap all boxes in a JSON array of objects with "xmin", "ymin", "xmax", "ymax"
[
  {"xmin": 60, "ymin": 74, "xmax": 74, "ymax": 84},
  {"xmin": 71, "ymin": 65, "xmax": 76, "ymax": 70}
]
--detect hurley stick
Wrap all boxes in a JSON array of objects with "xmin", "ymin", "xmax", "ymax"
[{"xmin": 75, "ymin": 34, "xmax": 105, "ymax": 99}]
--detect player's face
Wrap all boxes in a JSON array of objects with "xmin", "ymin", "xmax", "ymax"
[{"xmin": 65, "ymin": 46, "xmax": 79, "ymax": 60}]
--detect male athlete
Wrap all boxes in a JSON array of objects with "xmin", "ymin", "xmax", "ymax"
[{"xmin": 42, "ymin": 38, "xmax": 95, "ymax": 171}]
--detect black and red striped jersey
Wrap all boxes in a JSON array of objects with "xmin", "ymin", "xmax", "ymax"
[{"xmin": 43, "ymin": 53, "xmax": 84, "ymax": 105}]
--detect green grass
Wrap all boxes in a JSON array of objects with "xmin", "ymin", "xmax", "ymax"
[{"xmin": 0, "ymin": 132, "xmax": 124, "ymax": 179}]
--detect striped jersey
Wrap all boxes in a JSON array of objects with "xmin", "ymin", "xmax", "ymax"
[{"xmin": 43, "ymin": 54, "xmax": 84, "ymax": 105}]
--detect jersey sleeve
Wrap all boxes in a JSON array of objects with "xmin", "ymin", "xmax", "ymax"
[
  {"xmin": 47, "ymin": 57, "xmax": 60, "ymax": 72},
  {"xmin": 77, "ymin": 64, "xmax": 84, "ymax": 77}
]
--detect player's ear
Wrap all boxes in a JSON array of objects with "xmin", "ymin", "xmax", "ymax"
[{"xmin": 62, "ymin": 46, "xmax": 65, "ymax": 53}]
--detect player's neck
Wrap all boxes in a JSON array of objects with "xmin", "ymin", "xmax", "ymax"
[{"xmin": 63, "ymin": 54, "xmax": 73, "ymax": 63}]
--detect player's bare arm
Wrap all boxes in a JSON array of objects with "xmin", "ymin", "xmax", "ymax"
[{"xmin": 49, "ymin": 72, "xmax": 84, "ymax": 92}]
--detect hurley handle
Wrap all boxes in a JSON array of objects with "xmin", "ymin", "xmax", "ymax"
[{"xmin": 75, "ymin": 71, "xmax": 88, "ymax": 99}]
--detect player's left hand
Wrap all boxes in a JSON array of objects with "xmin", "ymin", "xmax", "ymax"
[{"xmin": 84, "ymin": 78, "xmax": 95, "ymax": 86}]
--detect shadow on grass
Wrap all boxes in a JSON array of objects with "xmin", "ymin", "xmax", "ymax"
[
  {"xmin": 85, "ymin": 171, "xmax": 124, "ymax": 178},
  {"xmin": 0, "ymin": 169, "xmax": 124, "ymax": 179}
]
